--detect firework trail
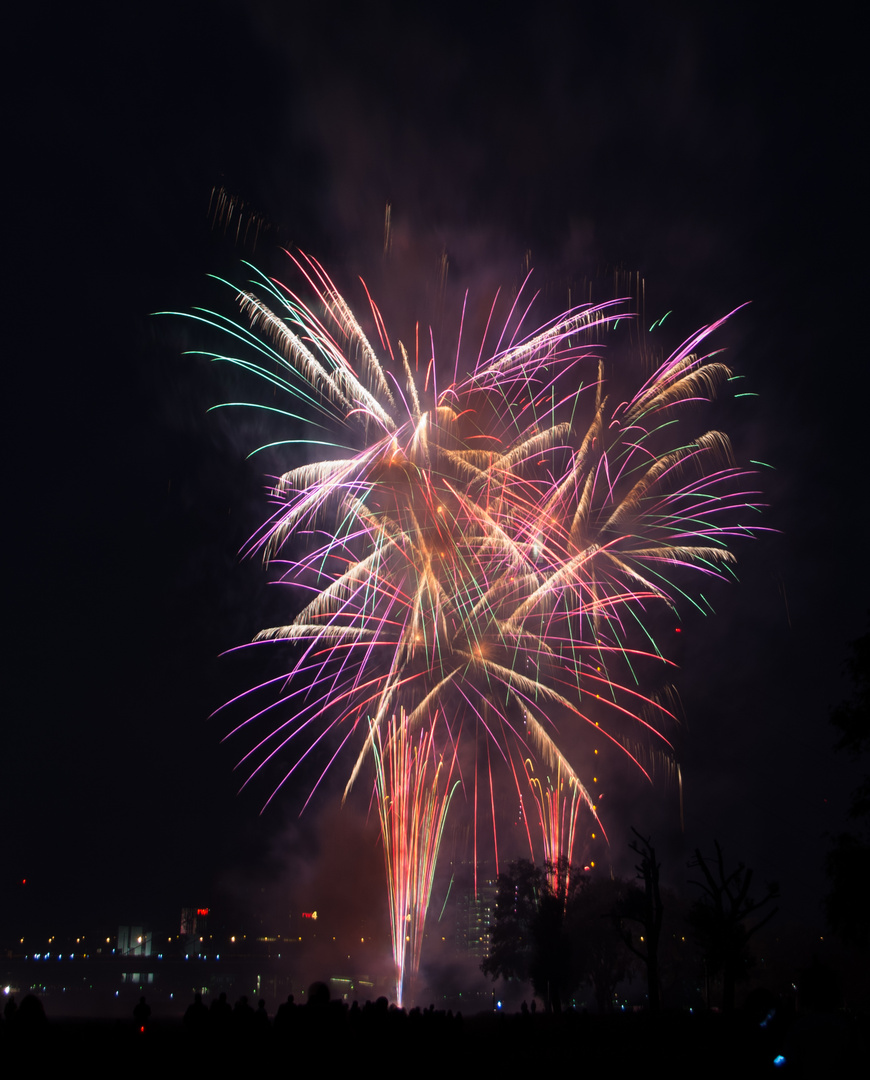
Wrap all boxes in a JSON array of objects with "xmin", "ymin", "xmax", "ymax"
[
  {"xmin": 371, "ymin": 709, "xmax": 458, "ymax": 1005},
  {"xmin": 175, "ymin": 250, "xmax": 761, "ymax": 1002},
  {"xmin": 525, "ymin": 758, "xmax": 586, "ymax": 873}
]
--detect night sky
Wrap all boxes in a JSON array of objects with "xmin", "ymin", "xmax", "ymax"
[{"xmin": 5, "ymin": 0, "xmax": 866, "ymax": 965}]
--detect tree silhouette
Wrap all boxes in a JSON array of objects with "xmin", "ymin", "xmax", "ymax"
[
  {"xmin": 572, "ymin": 875, "xmax": 637, "ymax": 1012},
  {"xmin": 611, "ymin": 829, "xmax": 664, "ymax": 1012},
  {"xmin": 688, "ymin": 841, "xmax": 779, "ymax": 1012},
  {"xmin": 482, "ymin": 858, "xmax": 586, "ymax": 1012}
]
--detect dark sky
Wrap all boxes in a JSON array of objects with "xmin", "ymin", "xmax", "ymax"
[{"xmin": 4, "ymin": 1, "xmax": 866, "ymax": 952}]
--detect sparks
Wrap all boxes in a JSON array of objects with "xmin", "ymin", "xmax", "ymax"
[{"xmin": 175, "ymin": 250, "xmax": 762, "ymax": 1004}]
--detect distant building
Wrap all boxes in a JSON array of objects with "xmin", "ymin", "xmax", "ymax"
[
  {"xmin": 180, "ymin": 906, "xmax": 209, "ymax": 938},
  {"xmin": 117, "ymin": 926, "xmax": 152, "ymax": 956},
  {"xmin": 456, "ymin": 871, "xmax": 497, "ymax": 959}
]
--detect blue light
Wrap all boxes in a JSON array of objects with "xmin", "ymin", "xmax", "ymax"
[{"xmin": 773, "ymin": 1055, "xmax": 786, "ymax": 1067}]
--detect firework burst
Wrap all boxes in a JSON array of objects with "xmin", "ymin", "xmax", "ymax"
[{"xmin": 175, "ymin": 250, "xmax": 762, "ymax": 1003}]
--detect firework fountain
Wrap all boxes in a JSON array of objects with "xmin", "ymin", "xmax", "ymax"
[
  {"xmin": 177, "ymin": 250, "xmax": 761, "ymax": 1004},
  {"xmin": 371, "ymin": 709, "xmax": 459, "ymax": 1005},
  {"xmin": 525, "ymin": 758, "xmax": 586, "ymax": 872}
]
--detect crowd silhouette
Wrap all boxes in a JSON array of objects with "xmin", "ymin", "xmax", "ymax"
[{"xmin": 1, "ymin": 981, "xmax": 864, "ymax": 1076}]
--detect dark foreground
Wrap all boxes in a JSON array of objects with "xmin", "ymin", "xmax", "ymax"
[{"xmin": 2, "ymin": 998, "xmax": 866, "ymax": 1078}]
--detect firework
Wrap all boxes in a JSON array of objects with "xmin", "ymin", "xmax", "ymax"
[
  {"xmin": 177, "ymin": 250, "xmax": 761, "ymax": 1003},
  {"xmin": 371, "ymin": 709, "xmax": 458, "ymax": 1005},
  {"xmin": 524, "ymin": 758, "xmax": 587, "ymax": 872}
]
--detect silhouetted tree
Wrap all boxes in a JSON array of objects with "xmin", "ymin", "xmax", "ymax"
[
  {"xmin": 688, "ymin": 841, "xmax": 779, "ymax": 1012},
  {"xmin": 482, "ymin": 857, "xmax": 586, "ymax": 1012},
  {"xmin": 825, "ymin": 834, "xmax": 870, "ymax": 950},
  {"xmin": 570, "ymin": 875, "xmax": 637, "ymax": 1012},
  {"xmin": 611, "ymin": 829, "xmax": 664, "ymax": 1012}
]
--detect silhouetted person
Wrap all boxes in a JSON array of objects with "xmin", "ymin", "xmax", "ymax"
[
  {"xmin": 254, "ymin": 998, "xmax": 271, "ymax": 1036},
  {"xmin": 307, "ymin": 981, "xmax": 330, "ymax": 1009},
  {"xmin": 274, "ymin": 993, "xmax": 296, "ymax": 1036},
  {"xmin": 133, "ymin": 996, "xmax": 151, "ymax": 1032},
  {"xmin": 210, "ymin": 991, "xmax": 232, "ymax": 1034},
  {"xmin": 12, "ymin": 994, "xmax": 48, "ymax": 1037},
  {"xmin": 233, "ymin": 994, "xmax": 255, "ymax": 1037},
  {"xmin": 183, "ymin": 991, "xmax": 209, "ymax": 1035},
  {"xmin": 305, "ymin": 981, "xmax": 332, "ymax": 1037}
]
